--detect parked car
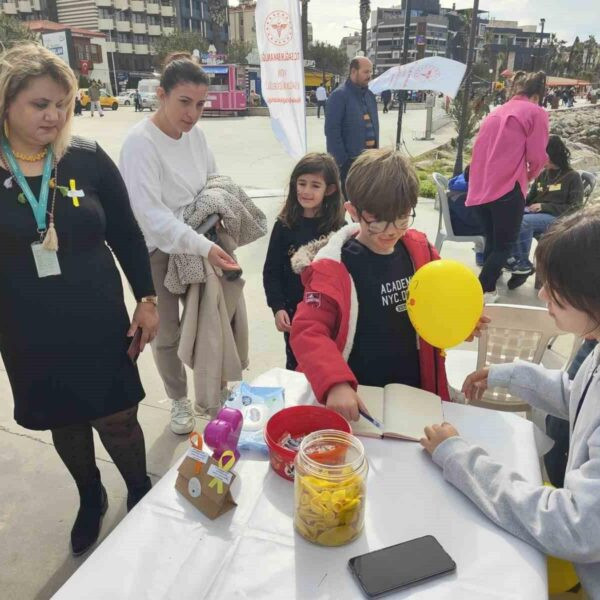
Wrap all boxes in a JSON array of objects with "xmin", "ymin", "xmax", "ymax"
[
  {"xmin": 118, "ymin": 91, "xmax": 136, "ymax": 106},
  {"xmin": 79, "ymin": 89, "xmax": 119, "ymax": 111},
  {"xmin": 139, "ymin": 92, "xmax": 159, "ymax": 111}
]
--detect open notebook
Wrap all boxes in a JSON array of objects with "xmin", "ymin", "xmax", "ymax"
[{"xmin": 352, "ymin": 384, "xmax": 444, "ymax": 441}]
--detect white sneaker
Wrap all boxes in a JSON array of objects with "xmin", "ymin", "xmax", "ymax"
[
  {"xmin": 170, "ymin": 397, "xmax": 195, "ymax": 435},
  {"xmin": 484, "ymin": 291, "xmax": 499, "ymax": 304}
]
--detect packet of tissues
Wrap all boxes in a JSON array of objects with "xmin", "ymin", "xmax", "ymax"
[{"xmin": 224, "ymin": 382, "xmax": 285, "ymax": 453}]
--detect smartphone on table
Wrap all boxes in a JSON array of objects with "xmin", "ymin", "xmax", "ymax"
[{"xmin": 348, "ymin": 535, "xmax": 456, "ymax": 598}]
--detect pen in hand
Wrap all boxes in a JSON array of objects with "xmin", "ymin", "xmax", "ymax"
[{"xmin": 359, "ymin": 409, "xmax": 384, "ymax": 430}]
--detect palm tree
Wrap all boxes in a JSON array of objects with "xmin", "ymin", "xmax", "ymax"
[{"xmin": 359, "ymin": 0, "xmax": 370, "ymax": 54}]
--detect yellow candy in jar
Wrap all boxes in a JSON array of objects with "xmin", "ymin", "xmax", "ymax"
[{"xmin": 294, "ymin": 430, "xmax": 368, "ymax": 547}]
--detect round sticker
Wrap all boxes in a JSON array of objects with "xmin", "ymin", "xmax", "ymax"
[
  {"xmin": 265, "ymin": 10, "xmax": 293, "ymax": 47},
  {"xmin": 188, "ymin": 477, "xmax": 202, "ymax": 498}
]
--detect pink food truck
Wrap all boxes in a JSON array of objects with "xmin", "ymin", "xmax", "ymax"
[{"xmin": 203, "ymin": 64, "xmax": 247, "ymax": 115}]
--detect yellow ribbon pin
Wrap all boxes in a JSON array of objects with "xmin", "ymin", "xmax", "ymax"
[
  {"xmin": 208, "ymin": 450, "xmax": 235, "ymax": 494},
  {"xmin": 69, "ymin": 179, "xmax": 79, "ymax": 207}
]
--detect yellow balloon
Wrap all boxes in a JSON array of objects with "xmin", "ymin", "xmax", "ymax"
[{"xmin": 407, "ymin": 260, "xmax": 483, "ymax": 349}]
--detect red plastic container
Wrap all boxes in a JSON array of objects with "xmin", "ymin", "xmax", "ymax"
[{"xmin": 264, "ymin": 405, "xmax": 351, "ymax": 481}]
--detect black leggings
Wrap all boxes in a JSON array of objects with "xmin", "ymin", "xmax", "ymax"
[
  {"xmin": 51, "ymin": 406, "xmax": 148, "ymax": 491},
  {"xmin": 475, "ymin": 183, "xmax": 525, "ymax": 292}
]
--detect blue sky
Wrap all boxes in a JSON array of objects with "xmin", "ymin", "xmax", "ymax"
[{"xmin": 229, "ymin": 1, "xmax": 599, "ymax": 47}]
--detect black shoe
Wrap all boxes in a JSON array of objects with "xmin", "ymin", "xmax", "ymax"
[
  {"xmin": 507, "ymin": 272, "xmax": 532, "ymax": 290},
  {"xmin": 127, "ymin": 476, "xmax": 152, "ymax": 512},
  {"xmin": 71, "ymin": 481, "xmax": 108, "ymax": 556}
]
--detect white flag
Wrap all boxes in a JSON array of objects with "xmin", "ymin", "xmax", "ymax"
[
  {"xmin": 256, "ymin": 0, "xmax": 307, "ymax": 159},
  {"xmin": 369, "ymin": 56, "xmax": 467, "ymax": 98}
]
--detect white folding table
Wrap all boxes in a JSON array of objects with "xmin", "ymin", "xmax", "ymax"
[{"xmin": 54, "ymin": 369, "xmax": 547, "ymax": 599}]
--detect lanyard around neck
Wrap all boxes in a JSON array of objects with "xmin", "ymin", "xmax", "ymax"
[{"xmin": 1, "ymin": 137, "xmax": 54, "ymax": 232}]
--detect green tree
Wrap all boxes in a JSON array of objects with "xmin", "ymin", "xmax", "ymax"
[
  {"xmin": 306, "ymin": 41, "xmax": 349, "ymax": 78},
  {"xmin": 448, "ymin": 90, "xmax": 487, "ymax": 147},
  {"xmin": 0, "ymin": 14, "xmax": 37, "ymax": 48},
  {"xmin": 226, "ymin": 40, "xmax": 253, "ymax": 65},
  {"xmin": 152, "ymin": 31, "xmax": 208, "ymax": 66}
]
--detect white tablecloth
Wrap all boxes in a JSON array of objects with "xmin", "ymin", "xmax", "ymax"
[{"xmin": 54, "ymin": 369, "xmax": 547, "ymax": 599}]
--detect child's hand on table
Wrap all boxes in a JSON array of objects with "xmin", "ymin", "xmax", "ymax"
[
  {"xmin": 462, "ymin": 368, "xmax": 490, "ymax": 403},
  {"xmin": 274, "ymin": 309, "xmax": 292, "ymax": 333},
  {"xmin": 326, "ymin": 383, "xmax": 369, "ymax": 422},
  {"xmin": 420, "ymin": 423, "xmax": 460, "ymax": 455},
  {"xmin": 465, "ymin": 315, "xmax": 491, "ymax": 342}
]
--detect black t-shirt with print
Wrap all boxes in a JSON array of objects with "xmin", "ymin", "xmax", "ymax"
[{"xmin": 342, "ymin": 238, "xmax": 420, "ymax": 388}]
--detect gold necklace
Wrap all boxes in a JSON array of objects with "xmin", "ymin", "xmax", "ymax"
[{"xmin": 12, "ymin": 147, "xmax": 48, "ymax": 162}]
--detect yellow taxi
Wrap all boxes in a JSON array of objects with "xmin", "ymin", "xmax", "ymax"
[{"xmin": 79, "ymin": 88, "xmax": 119, "ymax": 111}]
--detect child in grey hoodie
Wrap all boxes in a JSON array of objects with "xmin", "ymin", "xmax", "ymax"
[{"xmin": 421, "ymin": 204, "xmax": 600, "ymax": 599}]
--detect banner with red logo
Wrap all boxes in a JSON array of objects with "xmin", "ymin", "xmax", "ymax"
[{"xmin": 256, "ymin": 0, "xmax": 306, "ymax": 158}]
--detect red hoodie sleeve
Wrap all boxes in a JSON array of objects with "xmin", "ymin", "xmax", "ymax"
[{"xmin": 290, "ymin": 288, "xmax": 358, "ymax": 404}]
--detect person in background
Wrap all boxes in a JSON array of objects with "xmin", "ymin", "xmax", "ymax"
[
  {"xmin": 447, "ymin": 165, "xmax": 485, "ymax": 267},
  {"xmin": 315, "ymin": 82, "xmax": 327, "ymax": 119},
  {"xmin": 0, "ymin": 43, "xmax": 158, "ymax": 556},
  {"xmin": 505, "ymin": 135, "xmax": 583, "ymax": 289},
  {"xmin": 120, "ymin": 53, "xmax": 239, "ymax": 435},
  {"xmin": 381, "ymin": 89, "xmax": 392, "ymax": 113},
  {"xmin": 263, "ymin": 153, "xmax": 345, "ymax": 370},
  {"xmin": 134, "ymin": 90, "xmax": 141, "ymax": 112},
  {"xmin": 465, "ymin": 71, "xmax": 549, "ymax": 303},
  {"xmin": 324, "ymin": 57, "xmax": 379, "ymax": 190},
  {"xmin": 88, "ymin": 80, "xmax": 104, "ymax": 118},
  {"xmin": 421, "ymin": 205, "xmax": 600, "ymax": 598},
  {"xmin": 74, "ymin": 88, "xmax": 82, "ymax": 116}
]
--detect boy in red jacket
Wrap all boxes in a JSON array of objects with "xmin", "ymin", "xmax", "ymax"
[{"xmin": 291, "ymin": 149, "xmax": 465, "ymax": 423}]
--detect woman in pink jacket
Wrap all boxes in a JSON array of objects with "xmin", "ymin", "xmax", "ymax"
[{"xmin": 466, "ymin": 72, "xmax": 549, "ymax": 301}]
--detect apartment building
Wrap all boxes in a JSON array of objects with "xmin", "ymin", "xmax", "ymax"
[
  {"xmin": 0, "ymin": 0, "xmax": 57, "ymax": 22},
  {"xmin": 175, "ymin": 0, "xmax": 227, "ymax": 50},
  {"xmin": 56, "ymin": 0, "xmax": 176, "ymax": 77}
]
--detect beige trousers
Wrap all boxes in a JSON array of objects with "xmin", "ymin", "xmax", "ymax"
[{"xmin": 149, "ymin": 250, "xmax": 188, "ymax": 401}]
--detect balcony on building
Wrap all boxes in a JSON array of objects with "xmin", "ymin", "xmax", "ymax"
[
  {"xmin": 132, "ymin": 22, "xmax": 146, "ymax": 34},
  {"xmin": 98, "ymin": 18, "xmax": 114, "ymax": 30},
  {"xmin": 105, "ymin": 41, "xmax": 117, "ymax": 52},
  {"xmin": 117, "ymin": 42, "xmax": 133, "ymax": 53},
  {"xmin": 146, "ymin": 1, "xmax": 159, "ymax": 14},
  {"xmin": 32, "ymin": 0, "xmax": 40, "ymax": 9},
  {"xmin": 134, "ymin": 44, "xmax": 149, "ymax": 54},
  {"xmin": 17, "ymin": 0, "xmax": 32, "ymax": 12},
  {"xmin": 130, "ymin": 0, "xmax": 144, "ymax": 10},
  {"xmin": 116, "ymin": 20, "xmax": 131, "ymax": 32},
  {"xmin": 2, "ymin": 2, "xmax": 18, "ymax": 13},
  {"xmin": 114, "ymin": 0, "xmax": 128, "ymax": 10},
  {"xmin": 160, "ymin": 4, "xmax": 173, "ymax": 17},
  {"xmin": 147, "ymin": 24, "xmax": 161, "ymax": 36},
  {"xmin": 96, "ymin": 0, "xmax": 112, "ymax": 6},
  {"xmin": 162, "ymin": 25, "xmax": 174, "ymax": 35}
]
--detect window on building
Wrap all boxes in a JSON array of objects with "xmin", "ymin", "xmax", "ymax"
[
  {"xmin": 91, "ymin": 44, "xmax": 103, "ymax": 63},
  {"xmin": 148, "ymin": 15, "xmax": 160, "ymax": 25}
]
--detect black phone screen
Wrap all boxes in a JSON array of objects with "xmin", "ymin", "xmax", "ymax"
[{"xmin": 348, "ymin": 535, "xmax": 456, "ymax": 598}]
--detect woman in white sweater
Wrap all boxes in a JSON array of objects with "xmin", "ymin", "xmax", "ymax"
[
  {"xmin": 120, "ymin": 53, "xmax": 238, "ymax": 435},
  {"xmin": 421, "ymin": 204, "xmax": 600, "ymax": 598}
]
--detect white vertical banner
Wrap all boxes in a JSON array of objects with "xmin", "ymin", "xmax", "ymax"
[{"xmin": 255, "ymin": 0, "xmax": 307, "ymax": 159}]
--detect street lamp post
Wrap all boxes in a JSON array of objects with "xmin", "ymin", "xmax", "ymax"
[
  {"xmin": 536, "ymin": 17, "xmax": 546, "ymax": 72},
  {"xmin": 395, "ymin": 0, "xmax": 412, "ymax": 150},
  {"xmin": 453, "ymin": 0, "xmax": 480, "ymax": 176},
  {"xmin": 359, "ymin": 0, "xmax": 370, "ymax": 55}
]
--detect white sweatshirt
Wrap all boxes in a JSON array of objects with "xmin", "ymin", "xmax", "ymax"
[
  {"xmin": 119, "ymin": 118, "xmax": 216, "ymax": 257},
  {"xmin": 432, "ymin": 348, "xmax": 600, "ymax": 598}
]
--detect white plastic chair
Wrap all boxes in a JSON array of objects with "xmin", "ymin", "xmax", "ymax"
[
  {"xmin": 432, "ymin": 172, "xmax": 485, "ymax": 253},
  {"xmin": 445, "ymin": 304, "xmax": 576, "ymax": 414}
]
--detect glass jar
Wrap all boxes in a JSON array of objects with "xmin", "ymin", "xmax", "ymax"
[{"xmin": 294, "ymin": 429, "xmax": 368, "ymax": 547}]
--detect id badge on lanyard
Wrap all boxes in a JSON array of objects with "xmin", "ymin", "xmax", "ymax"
[{"xmin": 1, "ymin": 138, "xmax": 60, "ymax": 278}]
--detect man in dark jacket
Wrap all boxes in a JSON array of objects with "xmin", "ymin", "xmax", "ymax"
[{"xmin": 325, "ymin": 57, "xmax": 379, "ymax": 189}]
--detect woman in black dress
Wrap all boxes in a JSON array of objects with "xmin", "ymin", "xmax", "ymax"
[{"xmin": 0, "ymin": 44, "xmax": 159, "ymax": 555}]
